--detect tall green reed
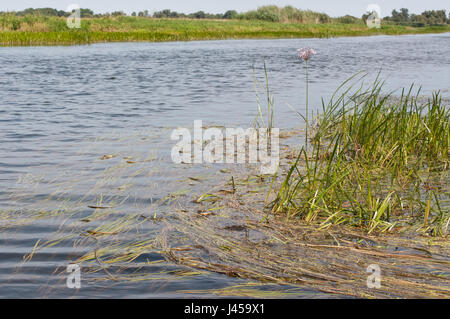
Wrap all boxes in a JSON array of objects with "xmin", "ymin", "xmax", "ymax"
[
  {"xmin": 253, "ymin": 62, "xmax": 275, "ymax": 133},
  {"xmin": 272, "ymin": 75, "xmax": 449, "ymax": 236}
]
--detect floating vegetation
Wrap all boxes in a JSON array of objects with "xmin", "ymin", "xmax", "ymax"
[
  {"xmin": 179, "ymin": 282, "xmax": 326, "ymax": 298},
  {"xmin": 194, "ymin": 193, "xmax": 222, "ymax": 204},
  {"xmin": 100, "ymin": 154, "xmax": 116, "ymax": 160},
  {"xmin": 160, "ymin": 162, "xmax": 450, "ymax": 298}
]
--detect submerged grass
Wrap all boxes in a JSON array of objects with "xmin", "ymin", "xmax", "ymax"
[
  {"xmin": 161, "ymin": 165, "xmax": 450, "ymax": 298},
  {"xmin": 272, "ymin": 75, "xmax": 449, "ymax": 236},
  {"xmin": 0, "ymin": 15, "xmax": 449, "ymax": 46}
]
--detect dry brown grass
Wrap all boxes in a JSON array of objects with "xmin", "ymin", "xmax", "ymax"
[
  {"xmin": 162, "ymin": 180, "xmax": 449, "ymax": 298},
  {"xmin": 156, "ymin": 134, "xmax": 449, "ymax": 298}
]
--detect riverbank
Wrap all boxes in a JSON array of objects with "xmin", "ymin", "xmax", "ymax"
[{"xmin": 1, "ymin": 16, "xmax": 450, "ymax": 46}]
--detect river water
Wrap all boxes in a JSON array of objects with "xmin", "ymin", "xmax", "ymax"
[{"xmin": 0, "ymin": 33, "xmax": 449, "ymax": 298}]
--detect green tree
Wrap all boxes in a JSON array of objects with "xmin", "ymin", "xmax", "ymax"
[
  {"xmin": 422, "ymin": 10, "xmax": 447, "ymax": 25},
  {"xmin": 223, "ymin": 10, "xmax": 238, "ymax": 19},
  {"xmin": 411, "ymin": 14, "xmax": 427, "ymax": 27},
  {"xmin": 111, "ymin": 11, "xmax": 126, "ymax": 16},
  {"xmin": 79, "ymin": 8, "xmax": 94, "ymax": 18},
  {"xmin": 190, "ymin": 11, "xmax": 206, "ymax": 19}
]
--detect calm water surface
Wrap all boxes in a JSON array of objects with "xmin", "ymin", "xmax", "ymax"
[{"xmin": 0, "ymin": 33, "xmax": 449, "ymax": 298}]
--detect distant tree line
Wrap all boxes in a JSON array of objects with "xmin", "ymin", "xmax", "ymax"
[
  {"xmin": 147, "ymin": 6, "xmax": 331, "ymax": 23},
  {"xmin": 362, "ymin": 8, "xmax": 450, "ymax": 27},
  {"xmin": 8, "ymin": 7, "xmax": 96, "ymax": 18},
  {"xmin": 0, "ymin": 6, "xmax": 332, "ymax": 24},
  {"xmin": 149, "ymin": 9, "xmax": 223, "ymax": 19},
  {"xmin": 383, "ymin": 8, "xmax": 449, "ymax": 26},
  {"xmin": 1, "ymin": 6, "xmax": 449, "ymax": 27},
  {"xmin": 0, "ymin": 7, "xmax": 131, "ymax": 18}
]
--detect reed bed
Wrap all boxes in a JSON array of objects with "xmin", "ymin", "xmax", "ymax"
[
  {"xmin": 154, "ymin": 78, "xmax": 449, "ymax": 298},
  {"xmin": 1, "ymin": 15, "xmax": 449, "ymax": 46},
  {"xmin": 272, "ymin": 76, "xmax": 449, "ymax": 236}
]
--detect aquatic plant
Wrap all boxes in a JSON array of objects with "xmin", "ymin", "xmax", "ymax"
[
  {"xmin": 272, "ymin": 75, "xmax": 449, "ymax": 236},
  {"xmin": 253, "ymin": 62, "xmax": 275, "ymax": 133},
  {"xmin": 297, "ymin": 47, "xmax": 316, "ymax": 61},
  {"xmin": 297, "ymin": 48, "xmax": 317, "ymax": 151}
]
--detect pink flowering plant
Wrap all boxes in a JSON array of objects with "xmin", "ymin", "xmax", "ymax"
[{"xmin": 298, "ymin": 48, "xmax": 316, "ymax": 61}]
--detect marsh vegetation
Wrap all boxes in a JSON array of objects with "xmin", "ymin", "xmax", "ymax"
[
  {"xmin": 1, "ymin": 5, "xmax": 449, "ymax": 46},
  {"xmin": 272, "ymin": 76, "xmax": 449, "ymax": 236},
  {"xmin": 162, "ymin": 76, "xmax": 449, "ymax": 298}
]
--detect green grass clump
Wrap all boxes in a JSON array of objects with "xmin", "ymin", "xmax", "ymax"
[
  {"xmin": 1, "ymin": 15, "xmax": 449, "ymax": 46},
  {"xmin": 237, "ymin": 5, "xmax": 332, "ymax": 23},
  {"xmin": 272, "ymin": 76, "xmax": 449, "ymax": 236}
]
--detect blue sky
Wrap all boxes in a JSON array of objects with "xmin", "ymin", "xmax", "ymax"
[{"xmin": 1, "ymin": 0, "xmax": 449, "ymax": 17}]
